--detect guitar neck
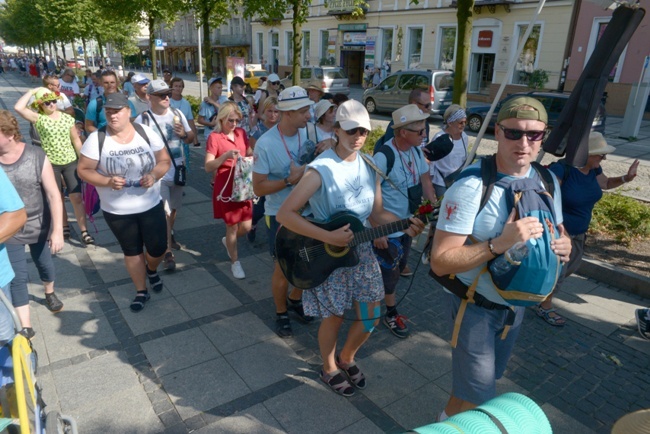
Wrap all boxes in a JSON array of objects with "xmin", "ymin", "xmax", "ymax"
[{"xmin": 352, "ymin": 216, "xmax": 422, "ymax": 246}]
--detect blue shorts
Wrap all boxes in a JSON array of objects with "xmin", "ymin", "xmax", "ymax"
[{"xmin": 447, "ymin": 292, "xmax": 525, "ymax": 405}]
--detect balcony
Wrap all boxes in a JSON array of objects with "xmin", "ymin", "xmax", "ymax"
[{"xmin": 215, "ymin": 34, "xmax": 250, "ymax": 46}]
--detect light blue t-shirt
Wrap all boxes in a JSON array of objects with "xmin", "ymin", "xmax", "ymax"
[
  {"xmin": 85, "ymin": 95, "xmax": 137, "ymax": 129},
  {"xmin": 0, "ymin": 167, "xmax": 25, "ymax": 288},
  {"xmin": 307, "ymin": 149, "xmax": 376, "ymax": 224},
  {"xmin": 373, "ymin": 139, "xmax": 428, "ymax": 233},
  {"xmin": 170, "ymin": 98, "xmax": 194, "ymax": 121},
  {"xmin": 436, "ymin": 162, "xmax": 563, "ymax": 305},
  {"xmin": 198, "ymin": 96, "xmax": 229, "ymax": 128},
  {"xmin": 123, "ymin": 81, "xmax": 135, "ymax": 97},
  {"xmin": 253, "ymin": 125, "xmax": 309, "ymax": 216}
]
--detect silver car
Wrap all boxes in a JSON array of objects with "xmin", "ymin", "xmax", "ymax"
[
  {"xmin": 280, "ymin": 66, "xmax": 350, "ymax": 95},
  {"xmin": 362, "ymin": 69, "xmax": 454, "ymax": 116}
]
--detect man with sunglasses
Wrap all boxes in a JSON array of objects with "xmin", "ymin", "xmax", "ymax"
[
  {"xmin": 257, "ymin": 73, "xmax": 281, "ymax": 110},
  {"xmin": 373, "ymin": 105, "xmax": 436, "ymax": 339},
  {"xmin": 373, "ymin": 88, "xmax": 431, "ymax": 152},
  {"xmin": 85, "ymin": 70, "xmax": 137, "ymax": 133},
  {"xmin": 129, "ymin": 74, "xmax": 151, "ymax": 116},
  {"xmin": 252, "ymin": 86, "xmax": 315, "ymax": 338},
  {"xmin": 430, "ymin": 96, "xmax": 572, "ymax": 421}
]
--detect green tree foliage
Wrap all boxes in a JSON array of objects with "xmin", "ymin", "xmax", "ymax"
[
  {"xmin": 185, "ymin": 0, "xmax": 230, "ymax": 79},
  {"xmin": 0, "ymin": 0, "xmax": 47, "ymax": 49}
]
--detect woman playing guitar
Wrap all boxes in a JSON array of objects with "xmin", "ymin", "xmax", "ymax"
[{"xmin": 276, "ymin": 100, "xmax": 424, "ymax": 397}]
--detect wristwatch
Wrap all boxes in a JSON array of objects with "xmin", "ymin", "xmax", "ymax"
[{"xmin": 284, "ymin": 177, "xmax": 292, "ymax": 188}]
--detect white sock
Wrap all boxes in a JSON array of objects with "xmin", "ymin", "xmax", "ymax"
[{"xmin": 438, "ymin": 410, "xmax": 449, "ymax": 422}]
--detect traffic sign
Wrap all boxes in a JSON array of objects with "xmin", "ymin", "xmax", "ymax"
[
  {"xmin": 77, "ymin": 46, "xmax": 83, "ymax": 55},
  {"xmin": 155, "ymin": 39, "xmax": 163, "ymax": 47}
]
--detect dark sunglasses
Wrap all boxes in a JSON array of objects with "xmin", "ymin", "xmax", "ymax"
[
  {"xmin": 154, "ymin": 93, "xmax": 171, "ymax": 99},
  {"xmin": 405, "ymin": 128, "xmax": 426, "ymax": 135},
  {"xmin": 270, "ymin": 81, "xmax": 280, "ymax": 85},
  {"xmin": 499, "ymin": 125, "xmax": 545, "ymax": 141},
  {"xmin": 344, "ymin": 127, "xmax": 369, "ymax": 137},
  {"xmin": 43, "ymin": 100, "xmax": 57, "ymax": 106},
  {"xmin": 419, "ymin": 103, "xmax": 432, "ymax": 109}
]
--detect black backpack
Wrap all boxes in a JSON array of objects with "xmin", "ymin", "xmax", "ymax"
[{"xmin": 96, "ymin": 123, "xmax": 151, "ymax": 166}]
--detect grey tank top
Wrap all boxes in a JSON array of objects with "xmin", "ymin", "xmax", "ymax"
[{"xmin": 1, "ymin": 145, "xmax": 50, "ymax": 244}]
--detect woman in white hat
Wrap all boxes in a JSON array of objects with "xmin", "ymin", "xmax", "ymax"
[
  {"xmin": 428, "ymin": 104, "xmax": 469, "ymax": 197},
  {"xmin": 276, "ymin": 100, "xmax": 424, "ymax": 397},
  {"xmin": 538, "ymin": 132, "xmax": 639, "ymax": 326},
  {"xmin": 309, "ymin": 99, "xmax": 337, "ymax": 155}
]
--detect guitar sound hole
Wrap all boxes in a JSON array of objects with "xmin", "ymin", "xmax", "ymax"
[{"xmin": 324, "ymin": 244, "xmax": 349, "ymax": 258}]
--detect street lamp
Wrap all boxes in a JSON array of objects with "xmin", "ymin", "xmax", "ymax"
[{"xmin": 196, "ymin": 15, "xmax": 204, "ymax": 100}]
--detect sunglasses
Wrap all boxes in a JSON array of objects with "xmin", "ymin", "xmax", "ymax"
[
  {"xmin": 225, "ymin": 118, "xmax": 240, "ymax": 124},
  {"xmin": 270, "ymin": 81, "xmax": 280, "ymax": 85},
  {"xmin": 154, "ymin": 93, "xmax": 171, "ymax": 99},
  {"xmin": 499, "ymin": 125, "xmax": 545, "ymax": 141},
  {"xmin": 43, "ymin": 100, "xmax": 57, "ymax": 106},
  {"xmin": 344, "ymin": 127, "xmax": 369, "ymax": 137},
  {"xmin": 405, "ymin": 128, "xmax": 426, "ymax": 135},
  {"xmin": 418, "ymin": 102, "xmax": 432, "ymax": 109}
]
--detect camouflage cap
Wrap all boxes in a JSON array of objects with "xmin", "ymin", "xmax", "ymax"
[{"xmin": 497, "ymin": 96, "xmax": 548, "ymax": 125}]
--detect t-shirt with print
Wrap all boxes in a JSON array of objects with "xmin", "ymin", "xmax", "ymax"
[
  {"xmin": 435, "ymin": 162, "xmax": 563, "ymax": 305},
  {"xmin": 170, "ymin": 98, "xmax": 194, "ymax": 121},
  {"xmin": 373, "ymin": 139, "xmax": 428, "ymax": 235},
  {"xmin": 59, "ymin": 80, "xmax": 79, "ymax": 98},
  {"xmin": 85, "ymin": 95, "xmax": 137, "ymax": 129},
  {"xmin": 81, "ymin": 124, "xmax": 165, "ymax": 215},
  {"xmin": 0, "ymin": 167, "xmax": 25, "ymax": 288},
  {"xmin": 35, "ymin": 113, "xmax": 77, "ymax": 166},
  {"xmin": 307, "ymin": 149, "xmax": 376, "ymax": 225},
  {"xmin": 135, "ymin": 109, "xmax": 191, "ymax": 183},
  {"xmin": 230, "ymin": 97, "xmax": 251, "ymax": 135},
  {"xmin": 253, "ymin": 125, "xmax": 309, "ymax": 216}
]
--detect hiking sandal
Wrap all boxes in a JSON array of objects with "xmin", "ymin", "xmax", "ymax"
[
  {"xmin": 130, "ymin": 291, "xmax": 150, "ymax": 312},
  {"xmin": 336, "ymin": 356, "xmax": 366, "ymax": 389},
  {"xmin": 81, "ymin": 231, "xmax": 95, "ymax": 245},
  {"xmin": 320, "ymin": 369, "xmax": 355, "ymax": 397},
  {"xmin": 63, "ymin": 226, "xmax": 70, "ymax": 240},
  {"xmin": 535, "ymin": 305, "xmax": 566, "ymax": 327}
]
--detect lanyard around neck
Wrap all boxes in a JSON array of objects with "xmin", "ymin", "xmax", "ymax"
[{"xmin": 279, "ymin": 127, "xmax": 300, "ymax": 162}]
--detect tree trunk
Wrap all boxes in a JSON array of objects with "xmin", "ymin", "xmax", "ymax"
[
  {"xmin": 202, "ymin": 10, "xmax": 212, "ymax": 78},
  {"xmin": 291, "ymin": 1, "xmax": 302, "ymax": 86},
  {"xmin": 53, "ymin": 41, "xmax": 58, "ymax": 62},
  {"xmin": 82, "ymin": 38, "xmax": 88, "ymax": 67},
  {"xmin": 149, "ymin": 16, "xmax": 157, "ymax": 79},
  {"xmin": 61, "ymin": 42, "xmax": 67, "ymax": 62},
  {"xmin": 97, "ymin": 35, "xmax": 105, "ymax": 64},
  {"xmin": 453, "ymin": 0, "xmax": 474, "ymax": 107}
]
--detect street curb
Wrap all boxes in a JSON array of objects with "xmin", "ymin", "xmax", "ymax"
[{"xmin": 578, "ymin": 256, "xmax": 650, "ymax": 300}]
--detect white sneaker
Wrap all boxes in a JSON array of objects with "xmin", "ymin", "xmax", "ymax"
[
  {"xmin": 231, "ymin": 261, "xmax": 245, "ymax": 279},
  {"xmin": 222, "ymin": 237, "xmax": 231, "ymax": 259}
]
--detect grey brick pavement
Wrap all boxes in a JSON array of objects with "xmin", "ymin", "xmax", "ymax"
[{"xmin": 1, "ymin": 71, "xmax": 649, "ymax": 433}]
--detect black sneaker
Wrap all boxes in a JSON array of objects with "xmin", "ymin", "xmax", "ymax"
[
  {"xmin": 146, "ymin": 267, "xmax": 163, "ymax": 293},
  {"xmin": 288, "ymin": 299, "xmax": 314, "ymax": 323},
  {"xmin": 384, "ymin": 313, "xmax": 410, "ymax": 338},
  {"xmin": 276, "ymin": 314, "xmax": 293, "ymax": 338},
  {"xmin": 636, "ymin": 308, "xmax": 650, "ymax": 340},
  {"xmin": 45, "ymin": 293, "xmax": 64, "ymax": 312}
]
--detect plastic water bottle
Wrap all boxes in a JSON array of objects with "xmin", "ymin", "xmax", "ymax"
[{"xmin": 490, "ymin": 242, "xmax": 529, "ymax": 276}]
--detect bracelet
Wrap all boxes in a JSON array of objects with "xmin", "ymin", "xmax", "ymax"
[{"xmin": 487, "ymin": 238, "xmax": 498, "ymax": 257}]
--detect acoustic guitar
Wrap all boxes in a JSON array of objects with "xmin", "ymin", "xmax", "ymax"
[{"xmin": 275, "ymin": 212, "xmax": 426, "ymax": 289}]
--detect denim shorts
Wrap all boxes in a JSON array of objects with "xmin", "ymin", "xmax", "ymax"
[{"xmin": 447, "ymin": 292, "xmax": 525, "ymax": 405}]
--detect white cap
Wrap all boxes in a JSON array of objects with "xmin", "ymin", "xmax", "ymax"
[
  {"xmin": 336, "ymin": 100, "xmax": 371, "ymax": 131},
  {"xmin": 277, "ymin": 86, "xmax": 314, "ymax": 112}
]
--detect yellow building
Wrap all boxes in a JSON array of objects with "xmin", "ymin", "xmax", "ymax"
[{"xmin": 250, "ymin": 0, "xmax": 574, "ymax": 100}]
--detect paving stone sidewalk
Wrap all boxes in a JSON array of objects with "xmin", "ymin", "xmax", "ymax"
[{"xmin": 1, "ymin": 72, "xmax": 649, "ymax": 433}]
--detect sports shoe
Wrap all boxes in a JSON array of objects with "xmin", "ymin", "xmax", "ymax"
[
  {"xmin": 276, "ymin": 313, "xmax": 293, "ymax": 338},
  {"xmin": 45, "ymin": 293, "xmax": 63, "ymax": 312},
  {"xmin": 231, "ymin": 261, "xmax": 245, "ymax": 279},
  {"xmin": 635, "ymin": 308, "xmax": 650, "ymax": 340},
  {"xmin": 164, "ymin": 252, "xmax": 176, "ymax": 271},
  {"xmin": 222, "ymin": 237, "xmax": 231, "ymax": 259},
  {"xmin": 287, "ymin": 299, "xmax": 314, "ymax": 323},
  {"xmin": 400, "ymin": 265, "xmax": 413, "ymax": 277},
  {"xmin": 384, "ymin": 313, "xmax": 410, "ymax": 338}
]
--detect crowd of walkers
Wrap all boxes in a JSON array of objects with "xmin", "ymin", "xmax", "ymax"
[{"xmin": 0, "ymin": 63, "xmax": 647, "ymax": 425}]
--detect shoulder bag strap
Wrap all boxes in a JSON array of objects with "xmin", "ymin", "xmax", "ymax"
[
  {"xmin": 146, "ymin": 110, "xmax": 178, "ymax": 170},
  {"xmin": 360, "ymin": 152, "xmax": 416, "ymax": 208}
]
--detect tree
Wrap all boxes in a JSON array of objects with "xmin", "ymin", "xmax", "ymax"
[
  {"xmin": 243, "ymin": 1, "xmax": 366, "ymax": 85},
  {"xmin": 106, "ymin": 22, "xmax": 141, "ymax": 65},
  {"xmin": 452, "ymin": 0, "xmax": 474, "ymax": 107},
  {"xmin": 185, "ymin": 0, "xmax": 230, "ymax": 78}
]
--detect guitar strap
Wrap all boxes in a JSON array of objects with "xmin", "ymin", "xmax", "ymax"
[{"xmin": 360, "ymin": 152, "xmax": 416, "ymax": 209}]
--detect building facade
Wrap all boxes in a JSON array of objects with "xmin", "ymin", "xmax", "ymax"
[{"xmin": 251, "ymin": 0, "xmax": 574, "ymax": 101}]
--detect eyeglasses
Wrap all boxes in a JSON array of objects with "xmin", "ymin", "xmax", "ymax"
[
  {"xmin": 226, "ymin": 118, "xmax": 240, "ymax": 124},
  {"xmin": 343, "ymin": 127, "xmax": 369, "ymax": 137},
  {"xmin": 405, "ymin": 128, "xmax": 426, "ymax": 135},
  {"xmin": 418, "ymin": 102, "xmax": 432, "ymax": 109},
  {"xmin": 499, "ymin": 125, "xmax": 545, "ymax": 141},
  {"xmin": 270, "ymin": 81, "xmax": 280, "ymax": 85},
  {"xmin": 43, "ymin": 100, "xmax": 57, "ymax": 106}
]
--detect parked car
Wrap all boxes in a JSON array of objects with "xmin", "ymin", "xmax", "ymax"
[
  {"xmin": 243, "ymin": 68, "xmax": 268, "ymax": 93},
  {"xmin": 362, "ymin": 69, "xmax": 454, "ymax": 116},
  {"xmin": 466, "ymin": 91, "xmax": 607, "ymax": 133},
  {"xmin": 279, "ymin": 66, "xmax": 350, "ymax": 95}
]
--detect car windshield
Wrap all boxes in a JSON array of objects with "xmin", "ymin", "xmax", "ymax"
[
  {"xmin": 253, "ymin": 71, "xmax": 268, "ymax": 77},
  {"xmin": 324, "ymin": 69, "xmax": 346, "ymax": 79}
]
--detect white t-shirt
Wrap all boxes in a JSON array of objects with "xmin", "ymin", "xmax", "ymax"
[
  {"xmin": 60, "ymin": 80, "xmax": 80, "ymax": 96},
  {"xmin": 429, "ymin": 130, "xmax": 469, "ymax": 186},
  {"xmin": 135, "ymin": 109, "xmax": 191, "ymax": 183},
  {"xmin": 81, "ymin": 124, "xmax": 165, "ymax": 215}
]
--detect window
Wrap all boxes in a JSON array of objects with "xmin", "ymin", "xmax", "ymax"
[
  {"xmin": 414, "ymin": 75, "xmax": 429, "ymax": 89},
  {"xmin": 585, "ymin": 18, "xmax": 626, "ymax": 83},
  {"xmin": 300, "ymin": 68, "xmax": 312, "ymax": 79},
  {"xmin": 407, "ymin": 27, "xmax": 423, "ymax": 68},
  {"xmin": 435, "ymin": 73, "xmax": 454, "ymax": 91},
  {"xmin": 438, "ymin": 27, "xmax": 456, "ymax": 70},
  {"xmin": 380, "ymin": 75, "xmax": 398, "ymax": 90},
  {"xmin": 232, "ymin": 19, "xmax": 241, "ymax": 35},
  {"xmin": 302, "ymin": 31, "xmax": 310, "ymax": 66},
  {"xmin": 320, "ymin": 30, "xmax": 329, "ymax": 62},
  {"xmin": 512, "ymin": 24, "xmax": 542, "ymax": 85},
  {"xmin": 381, "ymin": 28, "xmax": 393, "ymax": 63},
  {"xmin": 286, "ymin": 31, "xmax": 294, "ymax": 65},
  {"xmin": 398, "ymin": 74, "xmax": 417, "ymax": 90}
]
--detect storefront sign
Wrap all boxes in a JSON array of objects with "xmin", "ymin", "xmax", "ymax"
[
  {"xmin": 343, "ymin": 32, "xmax": 366, "ymax": 46},
  {"xmin": 226, "ymin": 56, "xmax": 246, "ymax": 91},
  {"xmin": 338, "ymin": 24, "xmax": 367, "ymax": 32},
  {"xmin": 478, "ymin": 30, "xmax": 493, "ymax": 48},
  {"xmin": 328, "ymin": 0, "xmax": 359, "ymax": 14},
  {"xmin": 327, "ymin": 35, "xmax": 337, "ymax": 60},
  {"xmin": 365, "ymin": 36, "xmax": 376, "ymax": 66}
]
